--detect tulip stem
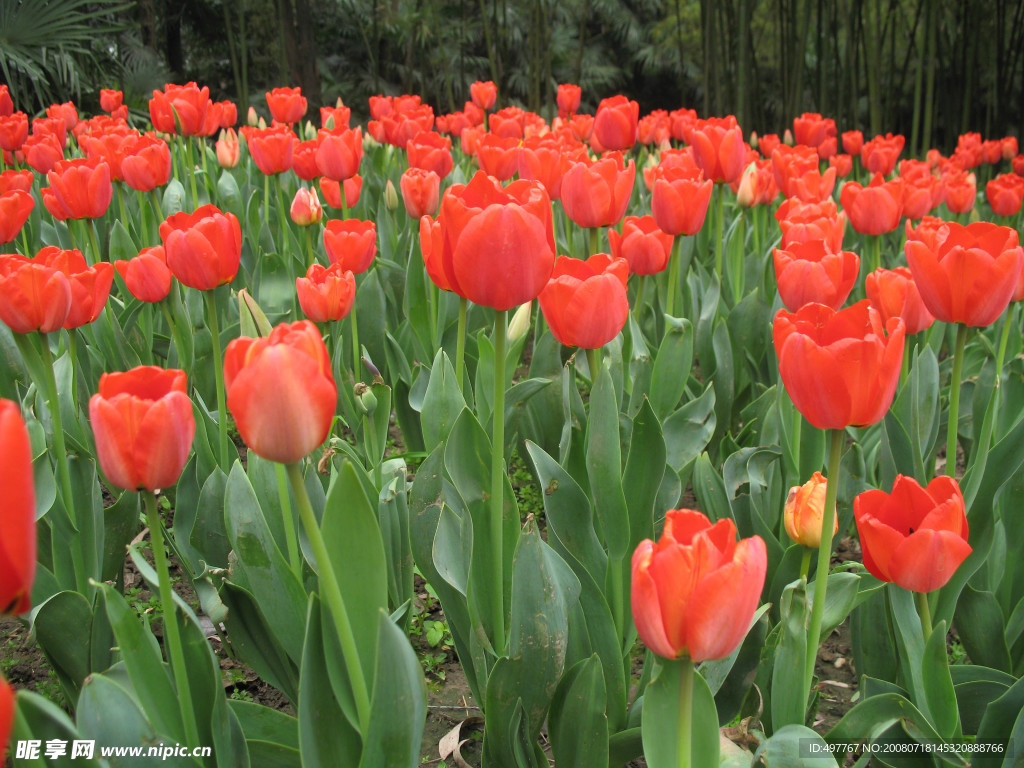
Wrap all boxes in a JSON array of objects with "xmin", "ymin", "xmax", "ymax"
[
  {"xmin": 185, "ymin": 137, "xmax": 199, "ymax": 209},
  {"xmin": 714, "ymin": 184, "xmax": 725, "ymax": 280},
  {"xmin": 116, "ymin": 183, "xmax": 128, "ymax": 231},
  {"xmin": 89, "ymin": 220, "xmax": 104, "ymax": 264},
  {"xmin": 274, "ymin": 175, "xmax": 291, "ymax": 258},
  {"xmin": 203, "ymin": 290, "xmax": 231, "ymax": 470},
  {"xmin": 588, "ymin": 227, "xmax": 600, "ymax": 257},
  {"xmin": 586, "ymin": 347, "xmax": 601, "ymax": 384},
  {"xmin": 143, "ymin": 490, "xmax": 201, "ymax": 748},
  {"xmin": 490, "ymin": 309, "xmax": 508, "ymax": 653},
  {"xmin": 286, "ymin": 461, "xmax": 372, "ymax": 732},
  {"xmin": 304, "ymin": 226, "xmax": 315, "ymax": 267},
  {"xmin": 677, "ymin": 656, "xmax": 694, "ymax": 768},
  {"xmin": 803, "ymin": 428, "xmax": 844, "ymax": 702},
  {"xmin": 350, "ymin": 294, "xmax": 361, "ymax": 381},
  {"xmin": 274, "ymin": 462, "xmax": 302, "ymax": 576},
  {"xmin": 799, "ymin": 546, "xmax": 812, "ymax": 583},
  {"xmin": 150, "ymin": 190, "xmax": 164, "ymax": 229},
  {"xmin": 915, "ymin": 590, "xmax": 933, "ymax": 642},
  {"xmin": 37, "ymin": 331, "xmax": 87, "ymax": 594},
  {"xmin": 264, "ymin": 173, "xmax": 272, "ymax": 228},
  {"xmin": 666, "ymin": 237, "xmax": 680, "ymax": 318},
  {"xmin": 455, "ymin": 297, "xmax": 468, "ymax": 391},
  {"xmin": 945, "ymin": 323, "xmax": 968, "ymax": 478}
]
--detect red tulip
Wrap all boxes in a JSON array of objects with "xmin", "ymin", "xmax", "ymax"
[
  {"xmin": 941, "ymin": 170, "xmax": 977, "ymax": 214},
  {"xmin": 35, "ymin": 247, "xmax": 114, "ymax": 329},
  {"xmin": 423, "ymin": 171, "xmax": 555, "ymax": 310},
  {"xmin": 841, "ymin": 130, "xmax": 863, "ymax": 156},
  {"xmin": 323, "ymin": 218, "xmax": 377, "ymax": 274},
  {"xmin": 773, "ymin": 240, "xmax": 859, "ymax": 312},
  {"xmin": 854, "ymin": 475, "xmax": 971, "ymax": 593},
  {"xmin": 793, "ymin": 112, "xmax": 828, "ymax": 148},
  {"xmin": 0, "ymin": 113, "xmax": 28, "ymax": 152},
  {"xmin": 149, "ymin": 83, "xmax": 211, "ymax": 137},
  {"xmin": 865, "ymin": 266, "xmax": 935, "ymax": 336},
  {"xmin": 860, "ymin": 133, "xmax": 904, "ymax": 176},
  {"xmin": 539, "ymin": 253, "xmax": 629, "ymax": 349},
  {"xmin": 22, "ymin": 131, "xmax": 65, "ymax": 174},
  {"xmin": 115, "ymin": 246, "xmax": 173, "ymax": 303},
  {"xmin": 593, "ymin": 95, "xmax": 639, "ymax": 151},
  {"xmin": 290, "ymin": 138, "xmax": 320, "ymax": 180},
  {"xmin": 320, "ymin": 105, "xmax": 351, "ymax": 131},
  {"xmin": 691, "ymin": 117, "xmax": 746, "ymax": 184},
  {"xmin": 296, "ymin": 263, "xmax": 356, "ymax": 322},
  {"xmin": 33, "ymin": 117, "xmax": 67, "ymax": 150},
  {"xmin": 475, "ymin": 133, "xmax": 521, "ymax": 181},
  {"xmin": 557, "ymin": 84, "xmax": 582, "ymax": 117},
  {"xmin": 400, "ymin": 167, "xmax": 440, "ymax": 219},
  {"xmin": 121, "ymin": 135, "xmax": 172, "ymax": 192},
  {"xmin": 631, "ymin": 509, "xmax": 767, "ymax": 662},
  {"xmin": 1001, "ymin": 137, "xmax": 1018, "ymax": 161},
  {"xmin": 0, "ymin": 190, "xmax": 34, "ymax": 244},
  {"xmin": 734, "ymin": 160, "xmax": 778, "ymax": 207},
  {"xmin": 840, "ymin": 174, "xmax": 904, "ymax": 235},
  {"xmin": 986, "ymin": 174, "xmax": 1024, "ymax": 217},
  {"xmin": 775, "ymin": 198, "xmax": 846, "ymax": 252},
  {"xmin": 829, "ymin": 153, "xmax": 853, "ymax": 178},
  {"xmin": 315, "ymin": 127, "xmax": 362, "ymax": 181},
  {"xmin": 905, "ymin": 221, "xmax": 1023, "ymax": 327},
  {"xmin": 0, "ymin": 676, "xmax": 11, "ymax": 761},
  {"xmin": 319, "ymin": 175, "xmax": 362, "ymax": 210},
  {"xmin": 290, "ymin": 187, "xmax": 323, "ymax": 226},
  {"xmin": 89, "ymin": 367, "xmax": 195, "ymax": 492},
  {"xmin": 266, "ymin": 86, "xmax": 307, "ymax": 124},
  {"xmin": 46, "ymin": 102, "xmax": 78, "ymax": 132},
  {"xmin": 242, "ymin": 125, "xmax": 293, "ymax": 176},
  {"xmin": 488, "ymin": 106, "xmax": 526, "ymax": 140},
  {"xmin": 518, "ymin": 136, "xmax": 576, "ymax": 200},
  {"xmin": 224, "ymin": 320, "xmax": 337, "ymax": 464},
  {"xmin": 0, "ymin": 170, "xmax": 33, "ymax": 195},
  {"xmin": 100, "ymin": 89, "xmax": 124, "ymax": 113},
  {"xmin": 0, "ymin": 399, "xmax": 35, "ymax": 616},
  {"xmin": 0, "ymin": 254, "xmax": 72, "ymax": 332},
  {"xmin": 773, "ymin": 300, "xmax": 905, "ymax": 430},
  {"xmin": 78, "ymin": 126, "xmax": 136, "ymax": 181},
  {"xmin": 42, "ymin": 158, "xmax": 113, "ymax": 221},
  {"xmin": 0, "ymin": 85, "xmax": 12, "ymax": 116},
  {"xmin": 407, "ymin": 130, "xmax": 453, "ymax": 178},
  {"xmin": 638, "ymin": 110, "xmax": 671, "ymax": 147},
  {"xmin": 560, "ymin": 152, "xmax": 635, "ymax": 229},
  {"xmin": 608, "ymin": 215, "xmax": 673, "ymax": 276},
  {"xmin": 160, "ymin": 204, "xmax": 242, "ymax": 291},
  {"xmin": 758, "ymin": 133, "xmax": 781, "ymax": 158},
  {"xmin": 651, "ymin": 166, "xmax": 713, "ymax": 236},
  {"xmin": 470, "ymin": 80, "xmax": 498, "ymax": 111}
]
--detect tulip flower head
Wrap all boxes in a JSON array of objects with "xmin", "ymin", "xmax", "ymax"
[
  {"xmin": 115, "ymin": 246, "xmax": 173, "ymax": 304},
  {"xmin": 631, "ymin": 509, "xmax": 767, "ymax": 662},
  {"xmin": 773, "ymin": 240, "xmax": 860, "ymax": 312},
  {"xmin": 854, "ymin": 475, "xmax": 970, "ymax": 593},
  {"xmin": 865, "ymin": 266, "xmax": 935, "ymax": 336},
  {"xmin": 538, "ymin": 253, "xmax": 629, "ymax": 349},
  {"xmin": 784, "ymin": 472, "xmax": 835, "ymax": 548},
  {"xmin": 323, "ymin": 218, "xmax": 377, "ymax": 274},
  {"xmin": 608, "ymin": 215, "xmax": 673, "ymax": 275},
  {"xmin": 160, "ymin": 204, "xmax": 242, "ymax": 291},
  {"xmin": 296, "ymin": 263, "xmax": 356, "ymax": 323},
  {"xmin": 0, "ymin": 399, "xmax": 35, "ymax": 616}
]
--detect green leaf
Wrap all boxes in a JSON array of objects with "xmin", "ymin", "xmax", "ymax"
[
  {"xmin": 108, "ymin": 219, "xmax": 137, "ymax": 263},
  {"xmin": 693, "ymin": 453, "xmax": 732, "ymax": 522},
  {"xmin": 586, "ymin": 364, "xmax": 630, "ymax": 559},
  {"xmin": 228, "ymin": 700, "xmax": 298, "ymax": 750},
  {"xmin": 358, "ymin": 611, "xmax": 427, "ymax": 768},
  {"xmin": 421, "ymin": 349, "xmax": 467, "ymax": 450},
  {"xmin": 923, "ymin": 620, "xmax": 961, "ymax": 740},
  {"xmin": 14, "ymin": 690, "xmax": 103, "ymax": 768},
  {"xmin": 220, "ymin": 583, "xmax": 299, "ymax": 704},
  {"xmin": 298, "ymin": 596, "xmax": 362, "ymax": 766},
  {"xmin": 548, "ymin": 655, "xmax": 609, "ymax": 768},
  {"xmin": 649, "ymin": 317, "xmax": 694, "ymax": 419},
  {"xmin": 623, "ymin": 398, "xmax": 666, "ymax": 552},
  {"xmin": 772, "ymin": 581, "xmax": 809, "ymax": 729},
  {"xmin": 754, "ymin": 724, "xmax": 839, "ymax": 766},
  {"xmin": 663, "ymin": 385, "xmax": 717, "ymax": 473},
  {"xmin": 33, "ymin": 591, "xmax": 99, "ymax": 703},
  {"xmin": 641, "ymin": 660, "xmax": 719, "ymax": 768},
  {"xmin": 888, "ymin": 585, "xmax": 930, "ymax": 716},
  {"xmin": 953, "ymin": 585, "xmax": 1011, "ymax": 673}
]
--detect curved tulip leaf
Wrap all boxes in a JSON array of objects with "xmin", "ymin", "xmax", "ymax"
[
  {"xmin": 623, "ymin": 398, "xmax": 666, "ymax": 551},
  {"xmin": 641, "ymin": 660, "xmax": 719, "ymax": 768},
  {"xmin": 662, "ymin": 384, "xmax": 716, "ymax": 474},
  {"xmin": 922, "ymin": 620, "xmax": 960, "ymax": 741},
  {"xmin": 954, "ymin": 585, "xmax": 1012, "ymax": 674},
  {"xmin": 585, "ymin": 363, "xmax": 630, "ymax": 559},
  {"xmin": 14, "ymin": 690, "xmax": 104, "ymax": 768},
  {"xmin": 753, "ymin": 724, "xmax": 839, "ymax": 766},
  {"xmin": 421, "ymin": 349, "xmax": 467, "ymax": 450},
  {"xmin": 771, "ymin": 580, "xmax": 809, "ymax": 730},
  {"xmin": 548, "ymin": 655, "xmax": 609, "ymax": 768},
  {"xmin": 649, "ymin": 317, "xmax": 693, "ymax": 419}
]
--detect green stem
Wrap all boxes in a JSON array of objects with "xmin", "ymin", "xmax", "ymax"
[
  {"xmin": 350, "ymin": 293, "xmax": 361, "ymax": 381},
  {"xmin": 203, "ymin": 289, "xmax": 231, "ymax": 469},
  {"xmin": 89, "ymin": 219, "xmax": 104, "ymax": 264},
  {"xmin": 490, "ymin": 309, "xmax": 508, "ymax": 652},
  {"xmin": 994, "ymin": 304, "xmax": 1015, "ymax": 388},
  {"xmin": 264, "ymin": 173, "xmax": 272, "ymax": 229},
  {"xmin": 286, "ymin": 461, "xmax": 372, "ymax": 732},
  {"xmin": 116, "ymin": 183, "xmax": 128, "ymax": 231},
  {"xmin": 150, "ymin": 190, "xmax": 164, "ymax": 229},
  {"xmin": 143, "ymin": 491, "xmax": 201, "ymax": 747},
  {"xmin": 799, "ymin": 546, "xmax": 812, "ymax": 583},
  {"xmin": 872, "ymin": 234, "xmax": 882, "ymax": 274},
  {"xmin": 185, "ymin": 137, "xmax": 199, "ymax": 209},
  {"xmin": 38, "ymin": 332, "xmax": 87, "ymax": 594},
  {"xmin": 915, "ymin": 590, "xmax": 933, "ymax": 643},
  {"xmin": 803, "ymin": 428, "xmax": 844, "ymax": 698},
  {"xmin": 586, "ymin": 346, "xmax": 601, "ymax": 383},
  {"xmin": 455, "ymin": 297, "xmax": 468, "ymax": 391},
  {"xmin": 274, "ymin": 175, "xmax": 290, "ymax": 256},
  {"xmin": 304, "ymin": 226, "xmax": 315, "ymax": 267},
  {"xmin": 139, "ymin": 190, "xmax": 150, "ymax": 245},
  {"xmin": 588, "ymin": 227, "xmax": 600, "ymax": 257},
  {"xmin": 274, "ymin": 462, "xmax": 301, "ymax": 576},
  {"xmin": 791, "ymin": 403, "xmax": 802, "ymax": 483},
  {"xmin": 714, "ymin": 183, "xmax": 725, "ymax": 279},
  {"xmin": 677, "ymin": 656, "xmax": 694, "ymax": 768},
  {"xmin": 666, "ymin": 237, "xmax": 680, "ymax": 318},
  {"xmin": 945, "ymin": 323, "xmax": 968, "ymax": 478}
]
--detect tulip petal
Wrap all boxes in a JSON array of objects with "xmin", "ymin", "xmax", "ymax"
[{"xmin": 888, "ymin": 530, "xmax": 973, "ymax": 593}]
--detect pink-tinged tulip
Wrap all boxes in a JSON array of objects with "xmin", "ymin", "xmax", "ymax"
[
  {"xmin": 90, "ymin": 367, "xmax": 195, "ymax": 492},
  {"xmin": 631, "ymin": 509, "xmax": 767, "ymax": 661},
  {"xmin": 608, "ymin": 215, "xmax": 673, "ymax": 275},
  {"xmin": 224, "ymin": 320, "xmax": 337, "ymax": 464},
  {"xmin": 865, "ymin": 266, "xmax": 935, "ymax": 336},
  {"xmin": 538, "ymin": 253, "xmax": 629, "ymax": 349},
  {"xmin": 773, "ymin": 240, "xmax": 860, "ymax": 311},
  {"xmin": 290, "ymin": 187, "xmax": 323, "ymax": 226},
  {"xmin": 296, "ymin": 263, "xmax": 356, "ymax": 322},
  {"xmin": 216, "ymin": 128, "xmax": 241, "ymax": 168},
  {"xmin": 115, "ymin": 246, "xmax": 173, "ymax": 303},
  {"xmin": 854, "ymin": 475, "xmax": 970, "ymax": 593},
  {"xmin": 323, "ymin": 218, "xmax": 377, "ymax": 274},
  {"xmin": 0, "ymin": 399, "xmax": 35, "ymax": 616},
  {"xmin": 159, "ymin": 204, "xmax": 242, "ymax": 291}
]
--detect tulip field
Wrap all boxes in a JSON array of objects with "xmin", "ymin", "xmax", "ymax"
[{"xmin": 2, "ymin": 79, "xmax": 1024, "ymax": 768}]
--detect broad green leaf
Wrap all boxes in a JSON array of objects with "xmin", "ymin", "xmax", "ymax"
[
  {"xmin": 953, "ymin": 585, "xmax": 1011, "ymax": 673},
  {"xmin": 772, "ymin": 581, "xmax": 809, "ymax": 729},
  {"xmin": 421, "ymin": 349, "xmax": 466, "ymax": 450},
  {"xmin": 641, "ymin": 660, "xmax": 719, "ymax": 768},
  {"xmin": 663, "ymin": 385, "xmax": 716, "ymax": 473},
  {"xmin": 585, "ymin": 364, "xmax": 630, "ymax": 559},
  {"xmin": 649, "ymin": 317, "xmax": 694, "ymax": 418},
  {"xmin": 548, "ymin": 655, "xmax": 609, "ymax": 768},
  {"xmin": 753, "ymin": 724, "xmax": 839, "ymax": 766}
]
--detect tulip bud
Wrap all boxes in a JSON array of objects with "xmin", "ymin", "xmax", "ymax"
[
  {"xmin": 305, "ymin": 120, "xmax": 317, "ymax": 140},
  {"xmin": 384, "ymin": 179, "xmax": 399, "ymax": 211},
  {"xmin": 247, "ymin": 106, "xmax": 259, "ymax": 127},
  {"xmin": 216, "ymin": 128, "xmax": 240, "ymax": 168},
  {"xmin": 336, "ymin": 97, "xmax": 345, "ymax": 109},
  {"xmin": 783, "ymin": 129, "xmax": 794, "ymax": 146},
  {"xmin": 749, "ymin": 131, "xmax": 758, "ymax": 149},
  {"xmin": 258, "ymin": 116, "xmax": 267, "ymax": 130},
  {"xmin": 784, "ymin": 472, "xmax": 835, "ymax": 548},
  {"xmin": 735, "ymin": 162, "xmax": 759, "ymax": 208},
  {"xmin": 354, "ymin": 381, "xmax": 378, "ymax": 415},
  {"xmin": 291, "ymin": 187, "xmax": 323, "ymax": 226},
  {"xmin": 238, "ymin": 288, "xmax": 273, "ymax": 338},
  {"xmin": 507, "ymin": 301, "xmax": 533, "ymax": 343}
]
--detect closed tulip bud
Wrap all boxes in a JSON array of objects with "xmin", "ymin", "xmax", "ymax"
[
  {"xmin": 354, "ymin": 382, "xmax": 378, "ymax": 415},
  {"xmin": 216, "ymin": 128, "xmax": 240, "ymax": 168},
  {"xmin": 783, "ymin": 129, "xmax": 794, "ymax": 146},
  {"xmin": 257, "ymin": 116, "xmax": 267, "ymax": 130},
  {"xmin": 290, "ymin": 187, "xmax": 323, "ymax": 226},
  {"xmin": 384, "ymin": 179, "xmax": 399, "ymax": 211},
  {"xmin": 247, "ymin": 106, "xmax": 259, "ymax": 127},
  {"xmin": 507, "ymin": 301, "xmax": 533, "ymax": 343},
  {"xmin": 785, "ymin": 472, "xmax": 835, "ymax": 548}
]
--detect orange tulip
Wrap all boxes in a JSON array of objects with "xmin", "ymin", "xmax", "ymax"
[
  {"xmin": 593, "ymin": 95, "xmax": 638, "ymax": 151},
  {"xmin": 115, "ymin": 246, "xmax": 173, "ymax": 303},
  {"xmin": 538, "ymin": 253, "xmax": 629, "ymax": 349},
  {"xmin": 775, "ymin": 198, "xmax": 847, "ymax": 252},
  {"xmin": 0, "ymin": 399, "xmax": 35, "ymax": 616},
  {"xmin": 986, "ymin": 174, "xmax": 1024, "ymax": 217},
  {"xmin": 651, "ymin": 166, "xmax": 713, "ymax": 236},
  {"xmin": 860, "ymin": 133, "xmax": 904, "ymax": 176},
  {"xmin": 224, "ymin": 320, "xmax": 337, "ymax": 464},
  {"xmin": 0, "ymin": 254, "xmax": 71, "ymax": 332},
  {"xmin": 691, "ymin": 116, "xmax": 746, "ymax": 184},
  {"xmin": 631, "ymin": 509, "xmax": 767, "ymax": 661},
  {"xmin": 160, "ymin": 204, "xmax": 242, "ymax": 291},
  {"xmin": 149, "ymin": 82, "xmax": 211, "ymax": 137},
  {"xmin": 840, "ymin": 174, "xmax": 905, "ymax": 235},
  {"xmin": 400, "ymin": 167, "xmax": 440, "ymax": 218},
  {"xmin": 557, "ymin": 83, "xmax": 581, "ymax": 117},
  {"xmin": 265, "ymin": 86, "xmax": 307, "ymax": 124},
  {"xmin": 89, "ymin": 366, "xmax": 196, "ymax": 491},
  {"xmin": 323, "ymin": 218, "xmax": 377, "ymax": 274},
  {"xmin": 560, "ymin": 152, "xmax": 635, "ymax": 229},
  {"xmin": 100, "ymin": 89, "xmax": 124, "ymax": 113},
  {"xmin": 773, "ymin": 240, "xmax": 859, "ymax": 312},
  {"xmin": 296, "ymin": 263, "xmax": 356, "ymax": 322},
  {"xmin": 315, "ymin": 126, "xmax": 363, "ymax": 181},
  {"xmin": 34, "ymin": 247, "xmax": 114, "ymax": 329},
  {"xmin": 406, "ymin": 130, "xmax": 453, "ymax": 178},
  {"xmin": 242, "ymin": 125, "xmax": 293, "ymax": 176},
  {"xmin": 121, "ymin": 135, "xmax": 172, "ymax": 192},
  {"xmin": 0, "ymin": 190, "xmax": 34, "ymax": 244},
  {"xmin": 475, "ymin": 133, "xmax": 521, "ymax": 181},
  {"xmin": 0, "ymin": 113, "xmax": 28, "ymax": 152},
  {"xmin": 41, "ymin": 158, "xmax": 113, "ymax": 221},
  {"xmin": 841, "ymin": 130, "xmax": 863, "ymax": 156},
  {"xmin": 608, "ymin": 215, "xmax": 673, "ymax": 275},
  {"xmin": 470, "ymin": 80, "xmax": 498, "ymax": 111},
  {"xmin": 290, "ymin": 187, "xmax": 323, "ymax": 226},
  {"xmin": 784, "ymin": 472, "xmax": 835, "ymax": 548},
  {"xmin": 865, "ymin": 266, "xmax": 935, "ymax": 336}
]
